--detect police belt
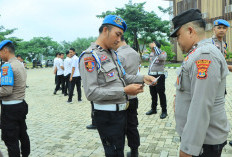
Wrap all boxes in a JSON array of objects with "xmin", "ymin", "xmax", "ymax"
[
  {"xmin": 2, "ymin": 100, "xmax": 23, "ymax": 105},
  {"xmin": 93, "ymin": 103, "xmax": 127, "ymax": 111},
  {"xmin": 149, "ymin": 71, "xmax": 165, "ymax": 75}
]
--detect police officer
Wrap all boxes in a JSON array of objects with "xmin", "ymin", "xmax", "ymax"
[
  {"xmin": 79, "ymin": 15, "xmax": 156, "ymax": 157},
  {"xmin": 116, "ymin": 36, "xmax": 140, "ymax": 157},
  {"xmin": 146, "ymin": 41, "xmax": 167, "ymax": 119},
  {"xmin": 0, "ymin": 40, "xmax": 30, "ymax": 157},
  {"xmin": 212, "ymin": 19, "xmax": 232, "ymax": 71},
  {"xmin": 171, "ymin": 9, "xmax": 229, "ymax": 157}
]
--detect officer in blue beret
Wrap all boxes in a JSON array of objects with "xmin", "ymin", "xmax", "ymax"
[
  {"xmin": 212, "ymin": 19, "xmax": 232, "ymax": 72},
  {"xmin": 0, "ymin": 40, "xmax": 30, "ymax": 157},
  {"xmin": 79, "ymin": 15, "xmax": 156, "ymax": 157},
  {"xmin": 212, "ymin": 19, "xmax": 230, "ymax": 58}
]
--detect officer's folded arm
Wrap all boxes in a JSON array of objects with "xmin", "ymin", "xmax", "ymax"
[{"xmin": 0, "ymin": 86, "xmax": 13, "ymax": 97}]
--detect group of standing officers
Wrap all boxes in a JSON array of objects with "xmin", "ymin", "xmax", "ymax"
[
  {"xmin": 0, "ymin": 7, "xmax": 232, "ymax": 157},
  {"xmin": 78, "ymin": 9, "xmax": 232, "ymax": 157},
  {"xmin": 53, "ymin": 48, "xmax": 82, "ymax": 103}
]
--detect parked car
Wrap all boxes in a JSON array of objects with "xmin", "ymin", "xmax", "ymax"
[
  {"xmin": 45, "ymin": 59, "xmax": 53, "ymax": 67},
  {"xmin": 32, "ymin": 59, "xmax": 42, "ymax": 68}
]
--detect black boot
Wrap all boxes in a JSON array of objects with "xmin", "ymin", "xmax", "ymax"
[
  {"xmin": 86, "ymin": 124, "xmax": 97, "ymax": 130},
  {"xmin": 160, "ymin": 111, "xmax": 168, "ymax": 119},
  {"xmin": 127, "ymin": 148, "xmax": 138, "ymax": 157},
  {"xmin": 146, "ymin": 109, "xmax": 157, "ymax": 115},
  {"xmin": 229, "ymin": 141, "xmax": 232, "ymax": 146},
  {"xmin": 53, "ymin": 90, "xmax": 57, "ymax": 95}
]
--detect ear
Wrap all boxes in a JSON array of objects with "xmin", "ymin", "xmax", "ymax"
[
  {"xmin": 103, "ymin": 26, "xmax": 108, "ymax": 33},
  {"xmin": 188, "ymin": 26, "xmax": 194, "ymax": 35}
]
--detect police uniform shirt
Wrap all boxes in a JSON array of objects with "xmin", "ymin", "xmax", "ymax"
[
  {"xmin": 175, "ymin": 38, "xmax": 230, "ymax": 156},
  {"xmin": 149, "ymin": 49, "xmax": 167, "ymax": 73},
  {"xmin": 212, "ymin": 35, "xmax": 227, "ymax": 57},
  {"xmin": 79, "ymin": 42, "xmax": 144, "ymax": 105},
  {"xmin": 117, "ymin": 45, "xmax": 140, "ymax": 100},
  {"xmin": 64, "ymin": 57, "xmax": 72, "ymax": 76},
  {"xmin": 56, "ymin": 58, "xmax": 64, "ymax": 76},
  {"xmin": 0, "ymin": 57, "xmax": 27, "ymax": 101},
  {"xmin": 71, "ymin": 55, "xmax": 80, "ymax": 77}
]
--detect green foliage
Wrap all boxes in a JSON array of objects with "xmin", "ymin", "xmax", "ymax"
[
  {"xmin": 160, "ymin": 44, "xmax": 176, "ymax": 61},
  {"xmin": 16, "ymin": 37, "xmax": 62, "ymax": 61},
  {"xmin": 97, "ymin": 2, "xmax": 170, "ymax": 54},
  {"xmin": 67, "ymin": 37, "xmax": 97, "ymax": 56},
  {"xmin": 226, "ymin": 48, "xmax": 232, "ymax": 59}
]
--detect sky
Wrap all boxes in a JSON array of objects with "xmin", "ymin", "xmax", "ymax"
[{"xmin": 0, "ymin": 0, "xmax": 170, "ymax": 42}]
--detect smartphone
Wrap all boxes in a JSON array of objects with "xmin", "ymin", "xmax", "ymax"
[{"xmin": 150, "ymin": 76, "xmax": 160, "ymax": 85}]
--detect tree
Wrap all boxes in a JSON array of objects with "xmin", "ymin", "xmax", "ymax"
[
  {"xmin": 62, "ymin": 37, "xmax": 97, "ymax": 56},
  {"xmin": 97, "ymin": 1, "xmax": 170, "ymax": 56},
  {"xmin": 0, "ymin": 15, "xmax": 22, "ymax": 44},
  {"xmin": 16, "ymin": 37, "xmax": 62, "ymax": 61}
]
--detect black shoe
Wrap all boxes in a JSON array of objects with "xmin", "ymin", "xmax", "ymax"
[
  {"xmin": 160, "ymin": 112, "xmax": 168, "ymax": 119},
  {"xmin": 229, "ymin": 141, "xmax": 232, "ymax": 146},
  {"xmin": 146, "ymin": 109, "xmax": 157, "ymax": 115},
  {"xmin": 64, "ymin": 93, "xmax": 68, "ymax": 96},
  {"xmin": 78, "ymin": 99, "xmax": 82, "ymax": 102},
  {"xmin": 86, "ymin": 124, "xmax": 97, "ymax": 130},
  {"xmin": 127, "ymin": 149, "xmax": 138, "ymax": 157},
  {"xmin": 53, "ymin": 90, "xmax": 57, "ymax": 95}
]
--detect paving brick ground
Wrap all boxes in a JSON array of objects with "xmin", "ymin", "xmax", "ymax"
[{"xmin": 0, "ymin": 67, "xmax": 231, "ymax": 157}]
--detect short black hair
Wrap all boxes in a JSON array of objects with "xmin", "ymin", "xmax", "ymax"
[
  {"xmin": 99, "ymin": 24, "xmax": 113, "ymax": 33},
  {"xmin": 192, "ymin": 19, "xmax": 206, "ymax": 30},
  {"xmin": 2, "ymin": 42, "xmax": 15, "ymax": 54},
  {"xmin": 60, "ymin": 52, "xmax": 64, "ymax": 55},
  {"xmin": 66, "ymin": 50, "xmax": 69, "ymax": 55},
  {"xmin": 70, "ymin": 48, "xmax": 75, "ymax": 52},
  {"xmin": 55, "ymin": 53, "xmax": 59, "ymax": 57},
  {"xmin": 154, "ymin": 41, "xmax": 161, "ymax": 49}
]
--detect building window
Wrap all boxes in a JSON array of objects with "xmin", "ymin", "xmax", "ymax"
[{"xmin": 230, "ymin": 0, "xmax": 232, "ymax": 5}]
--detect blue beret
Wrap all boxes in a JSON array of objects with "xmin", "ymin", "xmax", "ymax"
[
  {"xmin": 214, "ymin": 19, "xmax": 230, "ymax": 27},
  {"xmin": 0, "ymin": 40, "xmax": 13, "ymax": 50},
  {"xmin": 103, "ymin": 15, "xmax": 127, "ymax": 32}
]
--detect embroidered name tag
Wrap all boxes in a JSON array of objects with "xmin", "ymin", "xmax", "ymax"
[{"xmin": 195, "ymin": 60, "xmax": 211, "ymax": 80}]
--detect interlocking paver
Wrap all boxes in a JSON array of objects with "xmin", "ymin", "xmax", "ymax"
[{"xmin": 0, "ymin": 67, "xmax": 231, "ymax": 156}]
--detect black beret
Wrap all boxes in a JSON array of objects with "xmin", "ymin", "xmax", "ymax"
[{"xmin": 170, "ymin": 9, "xmax": 203, "ymax": 37}]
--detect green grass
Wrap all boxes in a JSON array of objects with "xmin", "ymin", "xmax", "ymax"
[{"xmin": 141, "ymin": 61, "xmax": 181, "ymax": 67}]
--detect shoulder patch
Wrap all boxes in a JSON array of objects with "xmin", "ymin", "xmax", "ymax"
[
  {"xmin": 1, "ymin": 63, "xmax": 14, "ymax": 86},
  {"xmin": 84, "ymin": 57, "xmax": 95, "ymax": 72},
  {"xmin": 195, "ymin": 60, "xmax": 211, "ymax": 80},
  {"xmin": 2, "ymin": 66, "xmax": 9, "ymax": 76}
]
